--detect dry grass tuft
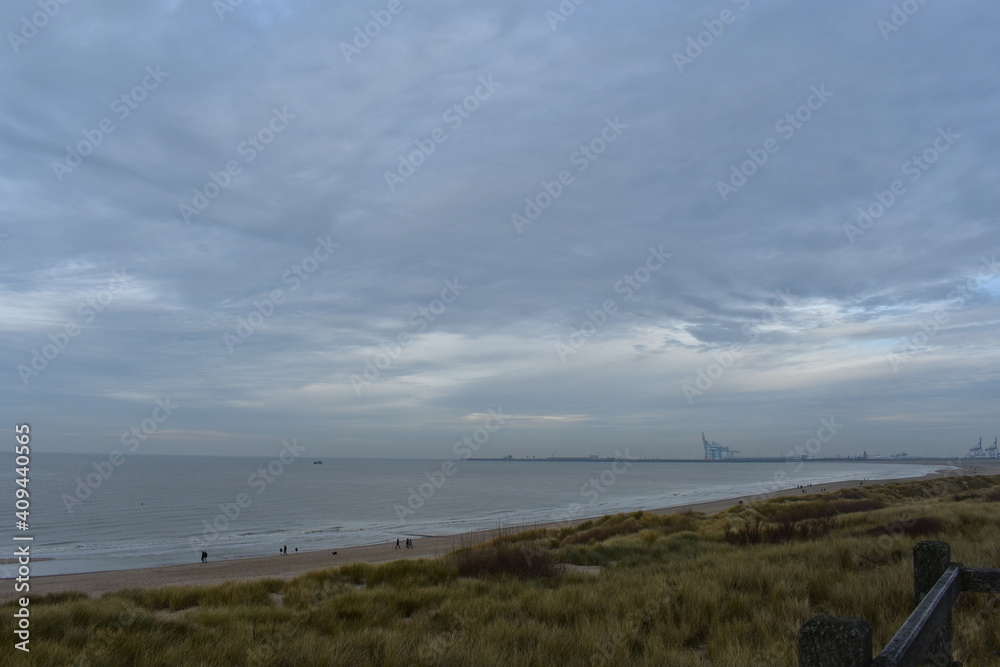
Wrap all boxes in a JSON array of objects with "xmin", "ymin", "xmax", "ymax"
[
  {"xmin": 865, "ymin": 515, "xmax": 946, "ymax": 538},
  {"xmin": 450, "ymin": 524, "xmax": 556, "ymax": 578}
]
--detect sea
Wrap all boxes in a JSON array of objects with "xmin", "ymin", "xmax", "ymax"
[{"xmin": 2, "ymin": 453, "xmax": 950, "ymax": 577}]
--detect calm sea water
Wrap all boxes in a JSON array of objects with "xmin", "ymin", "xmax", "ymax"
[{"xmin": 1, "ymin": 453, "xmax": 947, "ymax": 576}]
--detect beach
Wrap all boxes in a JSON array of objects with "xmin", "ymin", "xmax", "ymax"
[{"xmin": 10, "ymin": 460, "xmax": 993, "ymax": 603}]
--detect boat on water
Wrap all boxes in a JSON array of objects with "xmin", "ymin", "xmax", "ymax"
[{"xmin": 313, "ymin": 460, "xmax": 323, "ymax": 464}]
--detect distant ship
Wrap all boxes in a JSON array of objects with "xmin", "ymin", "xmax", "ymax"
[{"xmin": 313, "ymin": 460, "xmax": 323, "ymax": 464}]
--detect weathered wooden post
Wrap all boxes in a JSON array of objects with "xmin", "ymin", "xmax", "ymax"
[
  {"xmin": 914, "ymin": 541, "xmax": 951, "ymax": 602},
  {"xmin": 913, "ymin": 541, "xmax": 956, "ymax": 667},
  {"xmin": 798, "ymin": 615, "xmax": 872, "ymax": 667}
]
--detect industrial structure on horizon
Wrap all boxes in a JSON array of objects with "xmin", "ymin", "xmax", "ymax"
[
  {"xmin": 700, "ymin": 434, "xmax": 915, "ymax": 462},
  {"xmin": 968, "ymin": 437, "xmax": 999, "ymax": 459},
  {"xmin": 479, "ymin": 433, "xmax": 998, "ymax": 462},
  {"xmin": 702, "ymin": 432, "xmax": 740, "ymax": 460}
]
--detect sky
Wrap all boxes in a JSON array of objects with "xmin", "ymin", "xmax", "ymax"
[{"xmin": 2, "ymin": 1, "xmax": 998, "ymax": 460}]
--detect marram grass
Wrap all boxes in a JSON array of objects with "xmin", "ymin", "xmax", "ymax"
[{"xmin": 5, "ymin": 475, "xmax": 1000, "ymax": 666}]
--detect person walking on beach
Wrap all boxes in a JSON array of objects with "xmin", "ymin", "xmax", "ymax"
[
  {"xmin": 396, "ymin": 538, "xmax": 401, "ymax": 549},
  {"xmin": 201, "ymin": 551, "xmax": 207, "ymax": 563}
]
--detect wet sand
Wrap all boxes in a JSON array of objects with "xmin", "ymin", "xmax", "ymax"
[{"xmin": 7, "ymin": 460, "xmax": 996, "ymax": 602}]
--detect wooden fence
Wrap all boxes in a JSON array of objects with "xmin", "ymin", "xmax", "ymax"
[{"xmin": 798, "ymin": 541, "xmax": 1000, "ymax": 666}]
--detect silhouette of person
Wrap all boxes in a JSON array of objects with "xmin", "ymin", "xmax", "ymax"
[
  {"xmin": 396, "ymin": 538, "xmax": 401, "ymax": 549},
  {"xmin": 201, "ymin": 551, "xmax": 207, "ymax": 563}
]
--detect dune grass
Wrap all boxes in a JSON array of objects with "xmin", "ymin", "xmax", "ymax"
[{"xmin": 5, "ymin": 475, "xmax": 1000, "ymax": 666}]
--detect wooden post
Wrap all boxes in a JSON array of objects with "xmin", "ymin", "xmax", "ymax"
[
  {"xmin": 914, "ymin": 541, "xmax": 950, "ymax": 603},
  {"xmin": 798, "ymin": 615, "xmax": 872, "ymax": 667},
  {"xmin": 913, "ymin": 541, "xmax": 955, "ymax": 666}
]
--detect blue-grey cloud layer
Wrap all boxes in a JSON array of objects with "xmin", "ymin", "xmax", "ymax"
[{"xmin": 3, "ymin": 0, "xmax": 998, "ymax": 459}]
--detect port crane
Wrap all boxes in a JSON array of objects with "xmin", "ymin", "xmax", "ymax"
[
  {"xmin": 969, "ymin": 437, "xmax": 985, "ymax": 458},
  {"xmin": 967, "ymin": 437, "xmax": 998, "ymax": 458},
  {"xmin": 987, "ymin": 437, "xmax": 999, "ymax": 459},
  {"xmin": 702, "ymin": 432, "xmax": 739, "ymax": 460}
]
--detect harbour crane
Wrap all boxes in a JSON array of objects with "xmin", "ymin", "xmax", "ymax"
[
  {"xmin": 986, "ymin": 437, "xmax": 999, "ymax": 459},
  {"xmin": 969, "ymin": 437, "xmax": 985, "ymax": 458},
  {"xmin": 702, "ymin": 432, "xmax": 739, "ymax": 460}
]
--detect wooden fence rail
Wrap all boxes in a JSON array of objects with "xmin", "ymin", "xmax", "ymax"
[{"xmin": 798, "ymin": 541, "xmax": 1000, "ymax": 667}]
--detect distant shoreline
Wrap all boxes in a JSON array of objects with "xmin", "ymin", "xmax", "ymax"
[
  {"xmin": 7, "ymin": 460, "xmax": 997, "ymax": 602},
  {"xmin": 466, "ymin": 456, "xmax": 968, "ymax": 463}
]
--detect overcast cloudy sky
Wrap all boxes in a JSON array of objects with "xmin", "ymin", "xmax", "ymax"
[{"xmin": 3, "ymin": 1, "xmax": 998, "ymax": 460}]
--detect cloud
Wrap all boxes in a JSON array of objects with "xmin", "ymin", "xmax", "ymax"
[{"xmin": 2, "ymin": 1, "xmax": 999, "ymax": 459}]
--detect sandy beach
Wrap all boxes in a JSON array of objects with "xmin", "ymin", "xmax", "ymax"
[{"xmin": 9, "ymin": 460, "xmax": 996, "ymax": 602}]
